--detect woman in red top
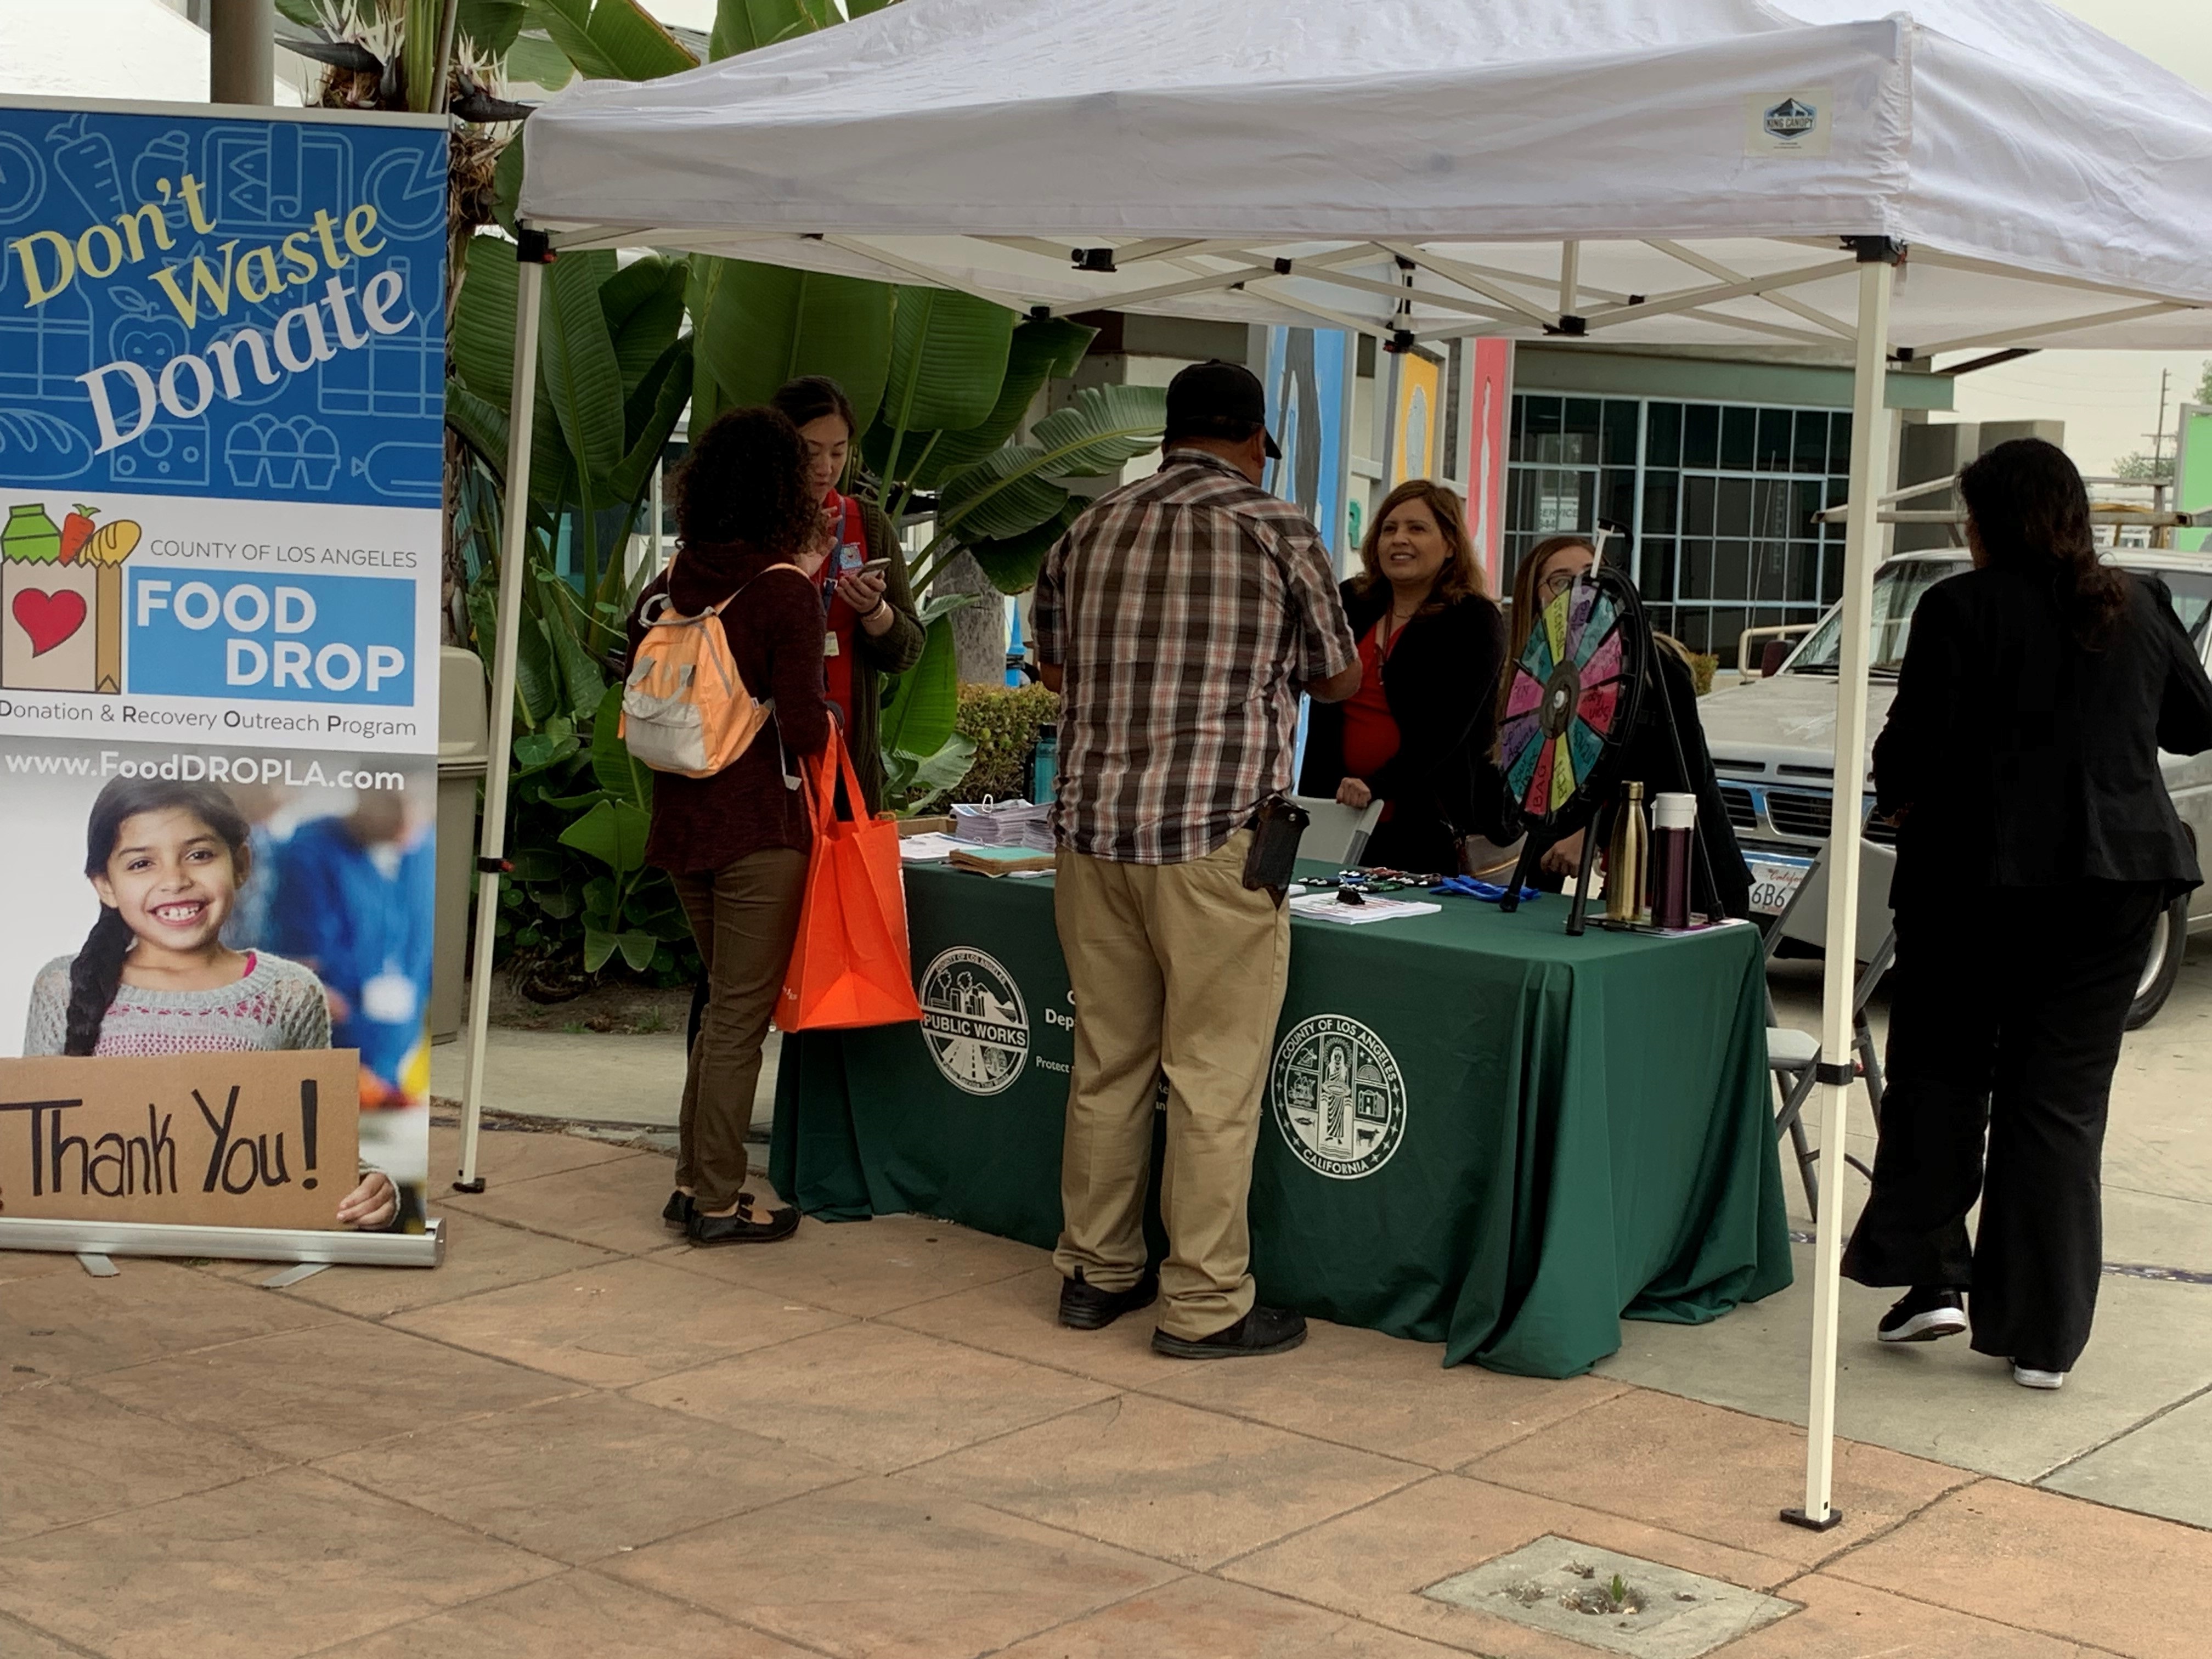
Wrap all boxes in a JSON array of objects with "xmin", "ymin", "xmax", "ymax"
[
  {"xmin": 625, "ymin": 408, "xmax": 828, "ymax": 1246},
  {"xmin": 1299, "ymin": 479, "xmax": 1510, "ymax": 872},
  {"xmin": 770, "ymin": 377, "xmax": 926, "ymax": 814}
]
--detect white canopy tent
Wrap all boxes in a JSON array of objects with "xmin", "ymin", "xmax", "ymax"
[{"xmin": 466, "ymin": 0, "xmax": 2212, "ymax": 1529}]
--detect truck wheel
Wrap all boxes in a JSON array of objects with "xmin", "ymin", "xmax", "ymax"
[{"xmin": 2126, "ymin": 894, "xmax": 2190, "ymax": 1031}]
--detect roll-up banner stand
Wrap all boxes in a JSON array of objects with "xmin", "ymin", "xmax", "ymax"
[
  {"xmin": 0, "ymin": 98, "xmax": 448, "ymax": 1268},
  {"xmin": 2178, "ymin": 403, "xmax": 2211, "ymax": 556}
]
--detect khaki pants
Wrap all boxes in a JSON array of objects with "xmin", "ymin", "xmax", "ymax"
[
  {"xmin": 1052, "ymin": 830, "xmax": 1292, "ymax": 1340},
  {"xmin": 672, "ymin": 848, "xmax": 808, "ymax": 1213}
]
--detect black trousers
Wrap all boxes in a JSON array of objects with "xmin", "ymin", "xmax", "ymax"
[{"xmin": 1842, "ymin": 881, "xmax": 2163, "ymax": 1373}]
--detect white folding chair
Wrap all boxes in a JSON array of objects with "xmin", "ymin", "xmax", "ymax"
[
  {"xmin": 1764, "ymin": 840, "xmax": 1898, "ymax": 1220},
  {"xmin": 1291, "ymin": 795, "xmax": 1385, "ymax": 866}
]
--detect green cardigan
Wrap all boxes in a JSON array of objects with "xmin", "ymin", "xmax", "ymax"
[{"xmin": 845, "ymin": 498, "xmax": 927, "ymax": 812}]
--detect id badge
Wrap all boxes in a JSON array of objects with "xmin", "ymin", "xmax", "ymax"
[{"xmin": 823, "ymin": 631, "xmax": 840, "ymax": 657}]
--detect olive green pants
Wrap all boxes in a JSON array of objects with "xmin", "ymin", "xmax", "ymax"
[
  {"xmin": 673, "ymin": 848, "xmax": 808, "ymax": 1213},
  {"xmin": 1051, "ymin": 831, "xmax": 1292, "ymax": 1341}
]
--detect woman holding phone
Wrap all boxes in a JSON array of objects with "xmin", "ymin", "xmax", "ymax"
[{"xmin": 771, "ymin": 376, "xmax": 926, "ymax": 814}]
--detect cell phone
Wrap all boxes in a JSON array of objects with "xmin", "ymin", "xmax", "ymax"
[{"xmin": 857, "ymin": 557, "xmax": 891, "ymax": 576}]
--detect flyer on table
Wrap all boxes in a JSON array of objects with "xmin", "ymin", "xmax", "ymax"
[{"xmin": 0, "ymin": 99, "xmax": 445, "ymax": 1236}]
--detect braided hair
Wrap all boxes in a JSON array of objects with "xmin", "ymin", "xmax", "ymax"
[{"xmin": 64, "ymin": 776, "xmax": 251, "ymax": 1057}]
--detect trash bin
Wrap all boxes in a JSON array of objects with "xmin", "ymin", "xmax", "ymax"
[{"xmin": 430, "ymin": 646, "xmax": 489, "ymax": 1043}]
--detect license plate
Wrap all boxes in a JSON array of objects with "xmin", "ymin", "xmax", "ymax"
[{"xmin": 1747, "ymin": 855, "xmax": 1813, "ymax": 917}]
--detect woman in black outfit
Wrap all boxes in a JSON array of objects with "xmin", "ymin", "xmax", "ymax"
[
  {"xmin": 1300, "ymin": 479, "xmax": 1511, "ymax": 873},
  {"xmin": 1843, "ymin": 438, "xmax": 2212, "ymax": 1389},
  {"xmin": 1509, "ymin": 534, "xmax": 1753, "ymax": 920}
]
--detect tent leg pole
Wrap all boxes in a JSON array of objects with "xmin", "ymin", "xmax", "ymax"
[
  {"xmin": 454, "ymin": 246, "xmax": 548, "ymax": 1193},
  {"xmin": 1786, "ymin": 244, "xmax": 1897, "ymax": 1532}
]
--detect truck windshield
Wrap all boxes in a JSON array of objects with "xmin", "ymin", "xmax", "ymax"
[{"xmin": 1786, "ymin": 558, "xmax": 1967, "ymax": 676}]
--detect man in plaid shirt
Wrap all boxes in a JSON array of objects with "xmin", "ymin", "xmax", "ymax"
[{"xmin": 1033, "ymin": 360, "xmax": 1359, "ymax": 1359}]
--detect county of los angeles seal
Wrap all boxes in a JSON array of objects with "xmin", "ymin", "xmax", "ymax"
[
  {"xmin": 918, "ymin": 947, "xmax": 1030, "ymax": 1096},
  {"xmin": 1269, "ymin": 1014, "xmax": 1407, "ymax": 1178}
]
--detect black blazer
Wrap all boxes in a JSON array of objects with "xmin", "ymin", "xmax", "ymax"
[
  {"xmin": 1876, "ymin": 566, "xmax": 2212, "ymax": 910},
  {"xmin": 1299, "ymin": 581, "xmax": 1510, "ymax": 843}
]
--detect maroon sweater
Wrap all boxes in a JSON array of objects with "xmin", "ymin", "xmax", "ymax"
[{"xmin": 624, "ymin": 544, "xmax": 831, "ymax": 875}]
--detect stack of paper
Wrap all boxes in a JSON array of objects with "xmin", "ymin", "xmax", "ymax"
[
  {"xmin": 896, "ymin": 833, "xmax": 967, "ymax": 863},
  {"xmin": 1287, "ymin": 892, "xmax": 1444, "ymax": 927},
  {"xmin": 951, "ymin": 799, "xmax": 1055, "ymax": 852}
]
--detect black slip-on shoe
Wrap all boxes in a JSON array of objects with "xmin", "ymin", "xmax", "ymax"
[
  {"xmin": 688, "ymin": 1203, "xmax": 799, "ymax": 1246},
  {"xmin": 1152, "ymin": 1304, "xmax": 1308, "ymax": 1359},
  {"xmin": 662, "ymin": 1191, "xmax": 695, "ymax": 1231},
  {"xmin": 1057, "ymin": 1268, "xmax": 1159, "ymax": 1330},
  {"xmin": 1877, "ymin": 1286, "xmax": 1967, "ymax": 1344}
]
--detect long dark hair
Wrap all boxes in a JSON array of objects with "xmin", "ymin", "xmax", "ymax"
[
  {"xmin": 669, "ymin": 406, "xmax": 814, "ymax": 558},
  {"xmin": 770, "ymin": 375, "xmax": 858, "ymax": 438},
  {"xmin": 1353, "ymin": 479, "xmax": 1488, "ymax": 609},
  {"xmin": 65, "ymin": 777, "xmax": 251, "ymax": 1057},
  {"xmin": 1959, "ymin": 437, "xmax": 2126, "ymax": 647}
]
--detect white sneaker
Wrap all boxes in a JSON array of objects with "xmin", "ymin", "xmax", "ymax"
[{"xmin": 2012, "ymin": 1364, "xmax": 2066, "ymax": 1390}]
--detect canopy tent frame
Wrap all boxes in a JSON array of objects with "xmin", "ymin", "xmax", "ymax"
[{"xmin": 459, "ymin": 0, "xmax": 2212, "ymax": 1538}]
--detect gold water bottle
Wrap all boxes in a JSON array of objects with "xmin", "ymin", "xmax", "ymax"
[{"xmin": 1606, "ymin": 780, "xmax": 1651, "ymax": 926}]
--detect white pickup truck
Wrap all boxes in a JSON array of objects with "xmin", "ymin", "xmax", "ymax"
[{"xmin": 1697, "ymin": 550, "xmax": 2212, "ymax": 1028}]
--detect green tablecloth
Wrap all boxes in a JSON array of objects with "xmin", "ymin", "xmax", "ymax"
[{"xmin": 770, "ymin": 862, "xmax": 1791, "ymax": 1377}]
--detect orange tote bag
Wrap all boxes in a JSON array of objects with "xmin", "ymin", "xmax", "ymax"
[{"xmin": 778, "ymin": 727, "xmax": 926, "ymax": 1030}]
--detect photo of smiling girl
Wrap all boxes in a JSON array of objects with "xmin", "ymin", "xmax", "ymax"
[{"xmin": 19, "ymin": 776, "xmax": 399, "ymax": 1230}]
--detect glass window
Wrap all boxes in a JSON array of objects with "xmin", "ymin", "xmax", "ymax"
[
  {"xmin": 1787, "ymin": 556, "xmax": 1970, "ymax": 674},
  {"xmin": 1793, "ymin": 411, "xmax": 1830, "ymax": 475},
  {"xmin": 1827, "ymin": 411, "xmax": 1854, "ymax": 473},
  {"xmin": 1603, "ymin": 400, "xmax": 1639, "ymax": 466},
  {"xmin": 1683, "ymin": 403, "xmax": 1719, "ymax": 469},
  {"xmin": 1647, "ymin": 402, "xmax": 1682, "ymax": 468},
  {"xmin": 1721, "ymin": 406, "xmax": 1756, "ymax": 470},
  {"xmin": 1756, "ymin": 409, "xmax": 1792, "ymax": 472}
]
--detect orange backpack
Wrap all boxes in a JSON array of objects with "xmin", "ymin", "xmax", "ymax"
[{"xmin": 620, "ymin": 563, "xmax": 812, "ymax": 780}]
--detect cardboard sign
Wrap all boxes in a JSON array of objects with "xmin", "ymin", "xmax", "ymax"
[{"xmin": 0, "ymin": 1049, "xmax": 360, "ymax": 1231}]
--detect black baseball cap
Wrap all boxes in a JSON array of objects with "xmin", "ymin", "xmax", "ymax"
[{"xmin": 1165, "ymin": 359, "xmax": 1281, "ymax": 459}]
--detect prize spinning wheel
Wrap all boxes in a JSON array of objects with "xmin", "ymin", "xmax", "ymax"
[{"xmin": 1496, "ymin": 567, "xmax": 1649, "ymax": 911}]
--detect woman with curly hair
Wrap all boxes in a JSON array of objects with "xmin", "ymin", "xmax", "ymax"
[{"xmin": 624, "ymin": 406, "xmax": 828, "ymax": 1246}]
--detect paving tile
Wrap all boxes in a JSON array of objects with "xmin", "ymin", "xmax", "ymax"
[
  {"xmin": 1828, "ymin": 1477, "xmax": 2212, "ymax": 1659},
  {"xmin": 387, "ymin": 1256, "xmax": 849, "ymax": 1387},
  {"xmin": 438, "ymin": 1150, "xmax": 688, "ymax": 1256},
  {"xmin": 274, "ymin": 1210, "xmax": 618, "ymax": 1320},
  {"xmin": 1596, "ymin": 1244, "xmax": 2212, "ymax": 1482},
  {"xmin": 315, "ymin": 1569, "xmax": 812, "ymax": 1657},
  {"xmin": 1224, "ymin": 1473, "xmax": 1804, "ymax": 1656},
  {"xmin": 662, "ymin": 1211, "xmax": 1049, "ymax": 1317},
  {"xmin": 993, "ymin": 1575, "xmax": 1468, "ymax": 1658},
  {"xmin": 0, "ymin": 1259, "xmax": 331, "ymax": 1391},
  {"xmin": 428, "ymin": 1122, "xmax": 646, "ymax": 1187},
  {"xmin": 1717, "ymin": 1573, "xmax": 2094, "ymax": 1658},
  {"xmin": 0, "ymin": 1383, "xmax": 278, "ymax": 1543},
  {"xmin": 904, "ymin": 1394, "xmax": 1425, "ymax": 1569},
  {"xmin": 629, "ymin": 1320, "xmax": 1113, "ymax": 1474},
  {"xmin": 80, "ymin": 1319, "xmax": 571, "ymax": 1462},
  {"xmin": 602, "ymin": 1474, "xmax": 1180, "ymax": 1657},
  {"xmin": 0, "ymin": 1252, "xmax": 76, "ymax": 1286},
  {"xmin": 883, "ymin": 1265, "xmax": 1212, "ymax": 1390},
  {"xmin": 0, "ymin": 1466, "xmax": 555, "ymax": 1659},
  {"xmin": 315, "ymin": 1391, "xmax": 857, "ymax": 1564},
  {"xmin": 0, "ymin": 1610, "xmax": 83, "ymax": 1658},
  {"xmin": 1143, "ymin": 1317, "xmax": 1627, "ymax": 1469},
  {"xmin": 1462, "ymin": 1388, "xmax": 1970, "ymax": 1565},
  {"xmin": 2040, "ymin": 1384, "xmax": 2212, "ymax": 1530}
]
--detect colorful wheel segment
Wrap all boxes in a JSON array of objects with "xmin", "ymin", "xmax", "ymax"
[{"xmin": 1497, "ymin": 572, "xmax": 1643, "ymax": 824}]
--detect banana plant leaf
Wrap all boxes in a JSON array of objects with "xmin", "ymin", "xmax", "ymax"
[
  {"xmin": 539, "ymin": 249, "xmax": 624, "ymax": 484},
  {"xmin": 691, "ymin": 257, "xmax": 893, "ymax": 438},
  {"xmin": 902, "ymin": 316, "xmax": 1094, "ymax": 490},
  {"xmin": 878, "ymin": 287, "xmax": 1015, "ymax": 443},
  {"xmin": 934, "ymin": 383, "xmax": 1167, "ymax": 544},
  {"xmin": 560, "ymin": 798, "xmax": 653, "ymax": 872},
  {"xmin": 609, "ymin": 336, "xmax": 692, "ymax": 504},
  {"xmin": 966, "ymin": 499, "xmax": 1082, "ymax": 596},
  {"xmin": 709, "ymin": 0, "xmax": 833, "ymax": 57},
  {"xmin": 528, "ymin": 0, "xmax": 695, "ymax": 81},
  {"xmin": 877, "ymin": 611, "xmax": 961, "ymax": 760},
  {"xmin": 399, "ymin": 0, "xmax": 447, "ymax": 112},
  {"xmin": 451, "ymin": 233, "xmax": 518, "ymax": 406},
  {"xmin": 588, "ymin": 682, "xmax": 652, "ymax": 809},
  {"xmin": 600, "ymin": 254, "xmax": 689, "ymax": 396}
]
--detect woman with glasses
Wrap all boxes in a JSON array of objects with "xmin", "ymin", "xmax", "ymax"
[
  {"xmin": 1299, "ymin": 479, "xmax": 1511, "ymax": 873},
  {"xmin": 1505, "ymin": 534, "xmax": 1752, "ymax": 919}
]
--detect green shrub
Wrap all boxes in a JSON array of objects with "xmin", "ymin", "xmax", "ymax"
[
  {"xmin": 1689, "ymin": 653, "xmax": 1718, "ymax": 696},
  {"xmin": 952, "ymin": 682, "xmax": 1062, "ymax": 802}
]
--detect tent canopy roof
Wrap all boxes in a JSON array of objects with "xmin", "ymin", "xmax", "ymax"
[{"xmin": 521, "ymin": 0, "xmax": 2212, "ymax": 353}]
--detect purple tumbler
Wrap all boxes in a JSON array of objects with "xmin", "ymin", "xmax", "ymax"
[{"xmin": 1651, "ymin": 792, "xmax": 1697, "ymax": 929}]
